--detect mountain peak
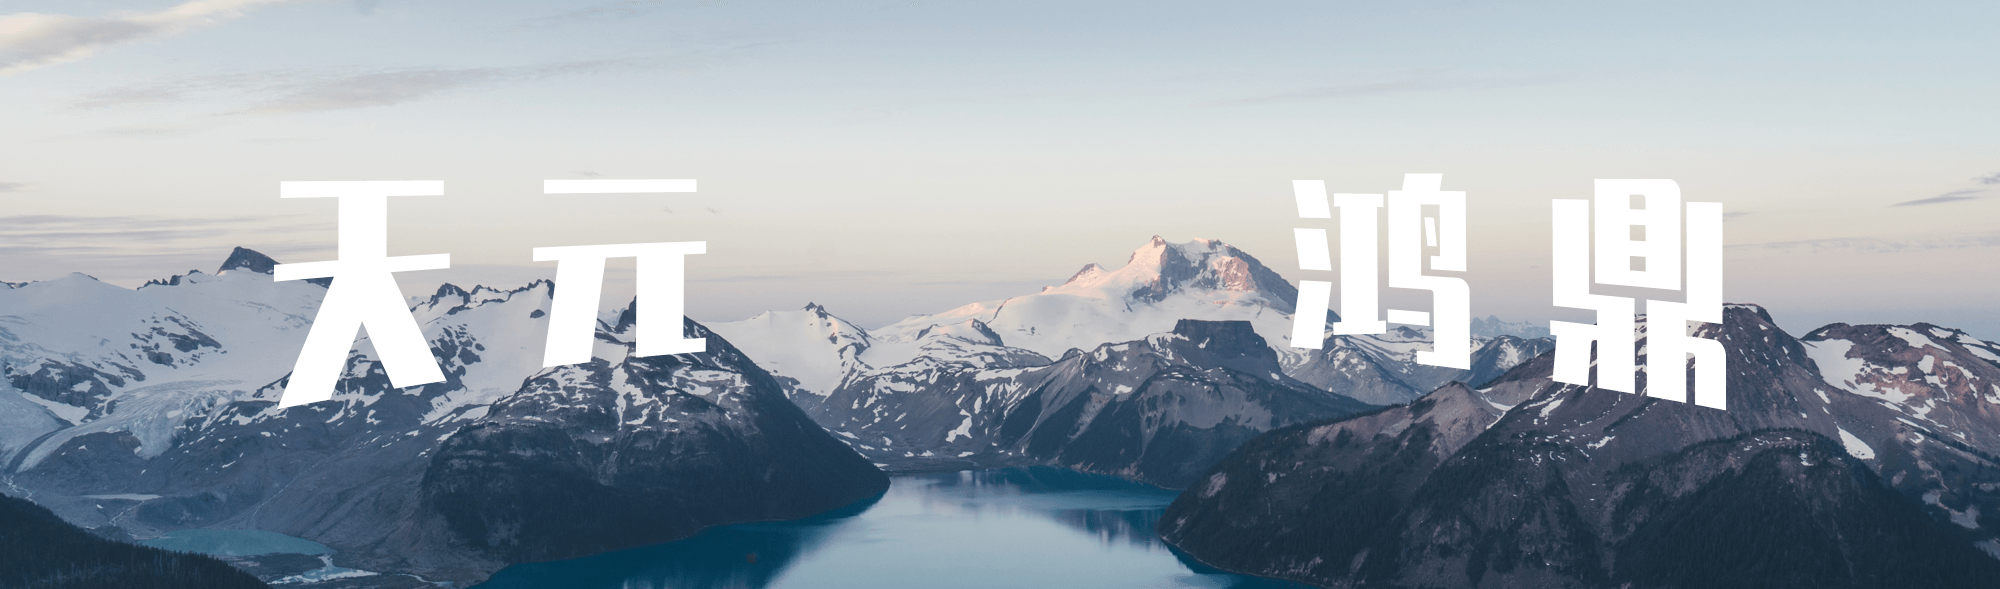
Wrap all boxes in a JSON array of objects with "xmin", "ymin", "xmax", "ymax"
[
  {"xmin": 1171, "ymin": 318, "xmax": 1260, "ymax": 341},
  {"xmin": 1061, "ymin": 263, "xmax": 1106, "ymax": 286},
  {"xmin": 877, "ymin": 235, "xmax": 1312, "ymax": 360},
  {"xmin": 217, "ymin": 247, "xmax": 278, "ymax": 275},
  {"xmin": 1723, "ymin": 302, "xmax": 1775, "ymax": 324},
  {"xmin": 1049, "ymin": 236, "xmax": 1297, "ymax": 312},
  {"xmin": 1123, "ymin": 234, "xmax": 1179, "ymax": 266},
  {"xmin": 1154, "ymin": 319, "xmax": 1286, "ymax": 376},
  {"xmin": 913, "ymin": 319, "xmax": 1005, "ymax": 346}
]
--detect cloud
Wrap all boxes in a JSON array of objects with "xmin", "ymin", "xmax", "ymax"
[
  {"xmin": 0, "ymin": 213, "xmax": 340, "ymax": 283},
  {"xmin": 235, "ymin": 67, "xmax": 516, "ymax": 113},
  {"xmin": 70, "ymin": 71, "xmax": 295, "ymax": 109},
  {"xmin": 571, "ymin": 170, "xmax": 605, "ymax": 178},
  {"xmin": 1731, "ymin": 230, "xmax": 2000, "ymax": 255},
  {"xmin": 1204, "ymin": 73, "xmax": 1568, "ymax": 107},
  {"xmin": 1893, "ymin": 189, "xmax": 1984, "ymax": 207},
  {"xmin": 76, "ymin": 56, "xmax": 702, "ymax": 114},
  {"xmin": 521, "ymin": 1, "xmax": 664, "ymax": 29},
  {"xmin": 0, "ymin": 213, "xmax": 342, "ymax": 282},
  {"xmin": 0, "ymin": 214, "xmax": 326, "ymax": 246},
  {"xmin": 0, "ymin": 182, "xmax": 26, "ymax": 193},
  {"xmin": 0, "ymin": 242, "xmax": 333, "ymax": 285},
  {"xmin": 695, "ymin": 269, "xmax": 905, "ymax": 283},
  {"xmin": 36, "ymin": 125, "xmax": 205, "ymax": 142},
  {"xmin": 0, "ymin": 0, "xmax": 316, "ymax": 75},
  {"xmin": 1977, "ymin": 173, "xmax": 2000, "ymax": 185}
]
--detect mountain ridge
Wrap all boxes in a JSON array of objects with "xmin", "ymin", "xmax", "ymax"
[{"xmin": 1160, "ymin": 303, "xmax": 2000, "ymax": 587}]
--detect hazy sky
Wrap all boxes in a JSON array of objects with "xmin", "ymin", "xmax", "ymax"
[{"xmin": 2, "ymin": 0, "xmax": 1996, "ymax": 339}]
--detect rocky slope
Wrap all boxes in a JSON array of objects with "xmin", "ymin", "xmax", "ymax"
[
  {"xmin": 1286, "ymin": 330, "xmax": 1554, "ymax": 405},
  {"xmin": 813, "ymin": 319, "xmax": 1375, "ymax": 488},
  {"xmin": 711, "ymin": 236, "xmax": 1554, "ymax": 414},
  {"xmin": 1161, "ymin": 304, "xmax": 2000, "ymax": 588},
  {"xmin": 418, "ymin": 309, "xmax": 889, "ymax": 566},
  {"xmin": 0, "ymin": 493, "xmax": 269, "ymax": 589},
  {"xmin": 1, "ymin": 249, "xmax": 888, "ymax": 586}
]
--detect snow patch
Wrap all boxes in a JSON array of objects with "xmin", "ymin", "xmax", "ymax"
[
  {"xmin": 1201, "ymin": 472, "xmax": 1227, "ymax": 498},
  {"xmin": 20, "ymin": 395, "xmax": 89, "ymax": 425},
  {"xmin": 1538, "ymin": 396, "xmax": 1566, "ymax": 420},
  {"xmin": 1837, "ymin": 427, "xmax": 1875, "ymax": 460},
  {"xmin": 943, "ymin": 410, "xmax": 973, "ymax": 443},
  {"xmin": 1888, "ymin": 327, "xmax": 1943, "ymax": 351},
  {"xmin": 272, "ymin": 556, "xmax": 378, "ymax": 585},
  {"xmin": 1804, "ymin": 339, "xmax": 1909, "ymax": 404},
  {"xmin": 1977, "ymin": 540, "xmax": 2000, "ymax": 560},
  {"xmin": 83, "ymin": 494, "xmax": 160, "ymax": 501},
  {"xmin": 1962, "ymin": 341, "xmax": 2000, "ymax": 365}
]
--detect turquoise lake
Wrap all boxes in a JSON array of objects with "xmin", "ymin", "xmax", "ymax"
[
  {"xmin": 138, "ymin": 527, "xmax": 333, "ymax": 557},
  {"xmin": 471, "ymin": 467, "xmax": 1307, "ymax": 589}
]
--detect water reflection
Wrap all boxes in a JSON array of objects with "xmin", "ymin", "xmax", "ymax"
[
  {"xmin": 471, "ymin": 497, "xmax": 875, "ymax": 589},
  {"xmin": 473, "ymin": 467, "xmax": 1306, "ymax": 589}
]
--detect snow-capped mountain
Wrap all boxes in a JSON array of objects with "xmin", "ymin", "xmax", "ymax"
[
  {"xmin": 703, "ymin": 303, "xmax": 878, "ymax": 401},
  {"xmin": 1799, "ymin": 321, "xmax": 2000, "ymax": 553},
  {"xmin": 704, "ymin": 302, "xmax": 1054, "ymax": 408},
  {"xmin": 418, "ymin": 311, "xmax": 887, "ymax": 567},
  {"xmin": 1, "ymin": 252, "xmax": 560, "ymax": 475},
  {"xmin": 1160, "ymin": 304, "xmax": 2000, "ymax": 587},
  {"xmin": 875, "ymin": 236, "xmax": 1304, "ymax": 359},
  {"xmin": 1472, "ymin": 314, "xmax": 1551, "ymax": 339},
  {"xmin": 1286, "ymin": 328, "xmax": 1555, "ymax": 405},
  {"xmin": 811, "ymin": 319, "xmax": 1375, "ymax": 487},
  {"xmin": 0, "ymin": 239, "xmax": 1546, "ymax": 583},
  {"xmin": 0, "ymin": 248, "xmax": 885, "ymax": 586},
  {"xmin": 0, "ymin": 248, "xmax": 323, "ymax": 471},
  {"xmin": 710, "ymin": 235, "xmax": 1552, "ymax": 417}
]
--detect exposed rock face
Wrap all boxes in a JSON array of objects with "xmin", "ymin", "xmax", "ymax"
[
  {"xmin": 217, "ymin": 247, "xmax": 279, "ymax": 275},
  {"xmin": 811, "ymin": 319, "xmax": 1374, "ymax": 488},
  {"xmin": 1116, "ymin": 236, "xmax": 1300, "ymax": 311},
  {"xmin": 1161, "ymin": 305, "xmax": 2000, "ymax": 588},
  {"xmin": 1, "ymin": 249, "xmax": 889, "ymax": 586},
  {"xmin": 1798, "ymin": 321, "xmax": 2000, "ymax": 556},
  {"xmin": 1285, "ymin": 329, "xmax": 1555, "ymax": 405},
  {"xmin": 995, "ymin": 320, "xmax": 1374, "ymax": 488},
  {"xmin": 419, "ymin": 314, "xmax": 889, "ymax": 565},
  {"xmin": 706, "ymin": 237, "xmax": 1551, "ymax": 466},
  {"xmin": 1159, "ymin": 382, "xmax": 1502, "ymax": 582},
  {"xmin": 870, "ymin": 237, "xmax": 1314, "ymax": 361}
]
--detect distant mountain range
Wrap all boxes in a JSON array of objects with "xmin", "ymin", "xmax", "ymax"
[
  {"xmin": 710, "ymin": 236, "xmax": 1552, "ymax": 408},
  {"xmin": 5, "ymin": 236, "xmax": 1987, "ymax": 588},
  {"xmin": 707, "ymin": 238, "xmax": 1555, "ymax": 474}
]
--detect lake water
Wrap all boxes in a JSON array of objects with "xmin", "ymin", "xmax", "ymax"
[
  {"xmin": 139, "ymin": 527, "xmax": 333, "ymax": 556},
  {"xmin": 138, "ymin": 528, "xmax": 380, "ymax": 584},
  {"xmin": 472, "ymin": 467, "xmax": 1307, "ymax": 589}
]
